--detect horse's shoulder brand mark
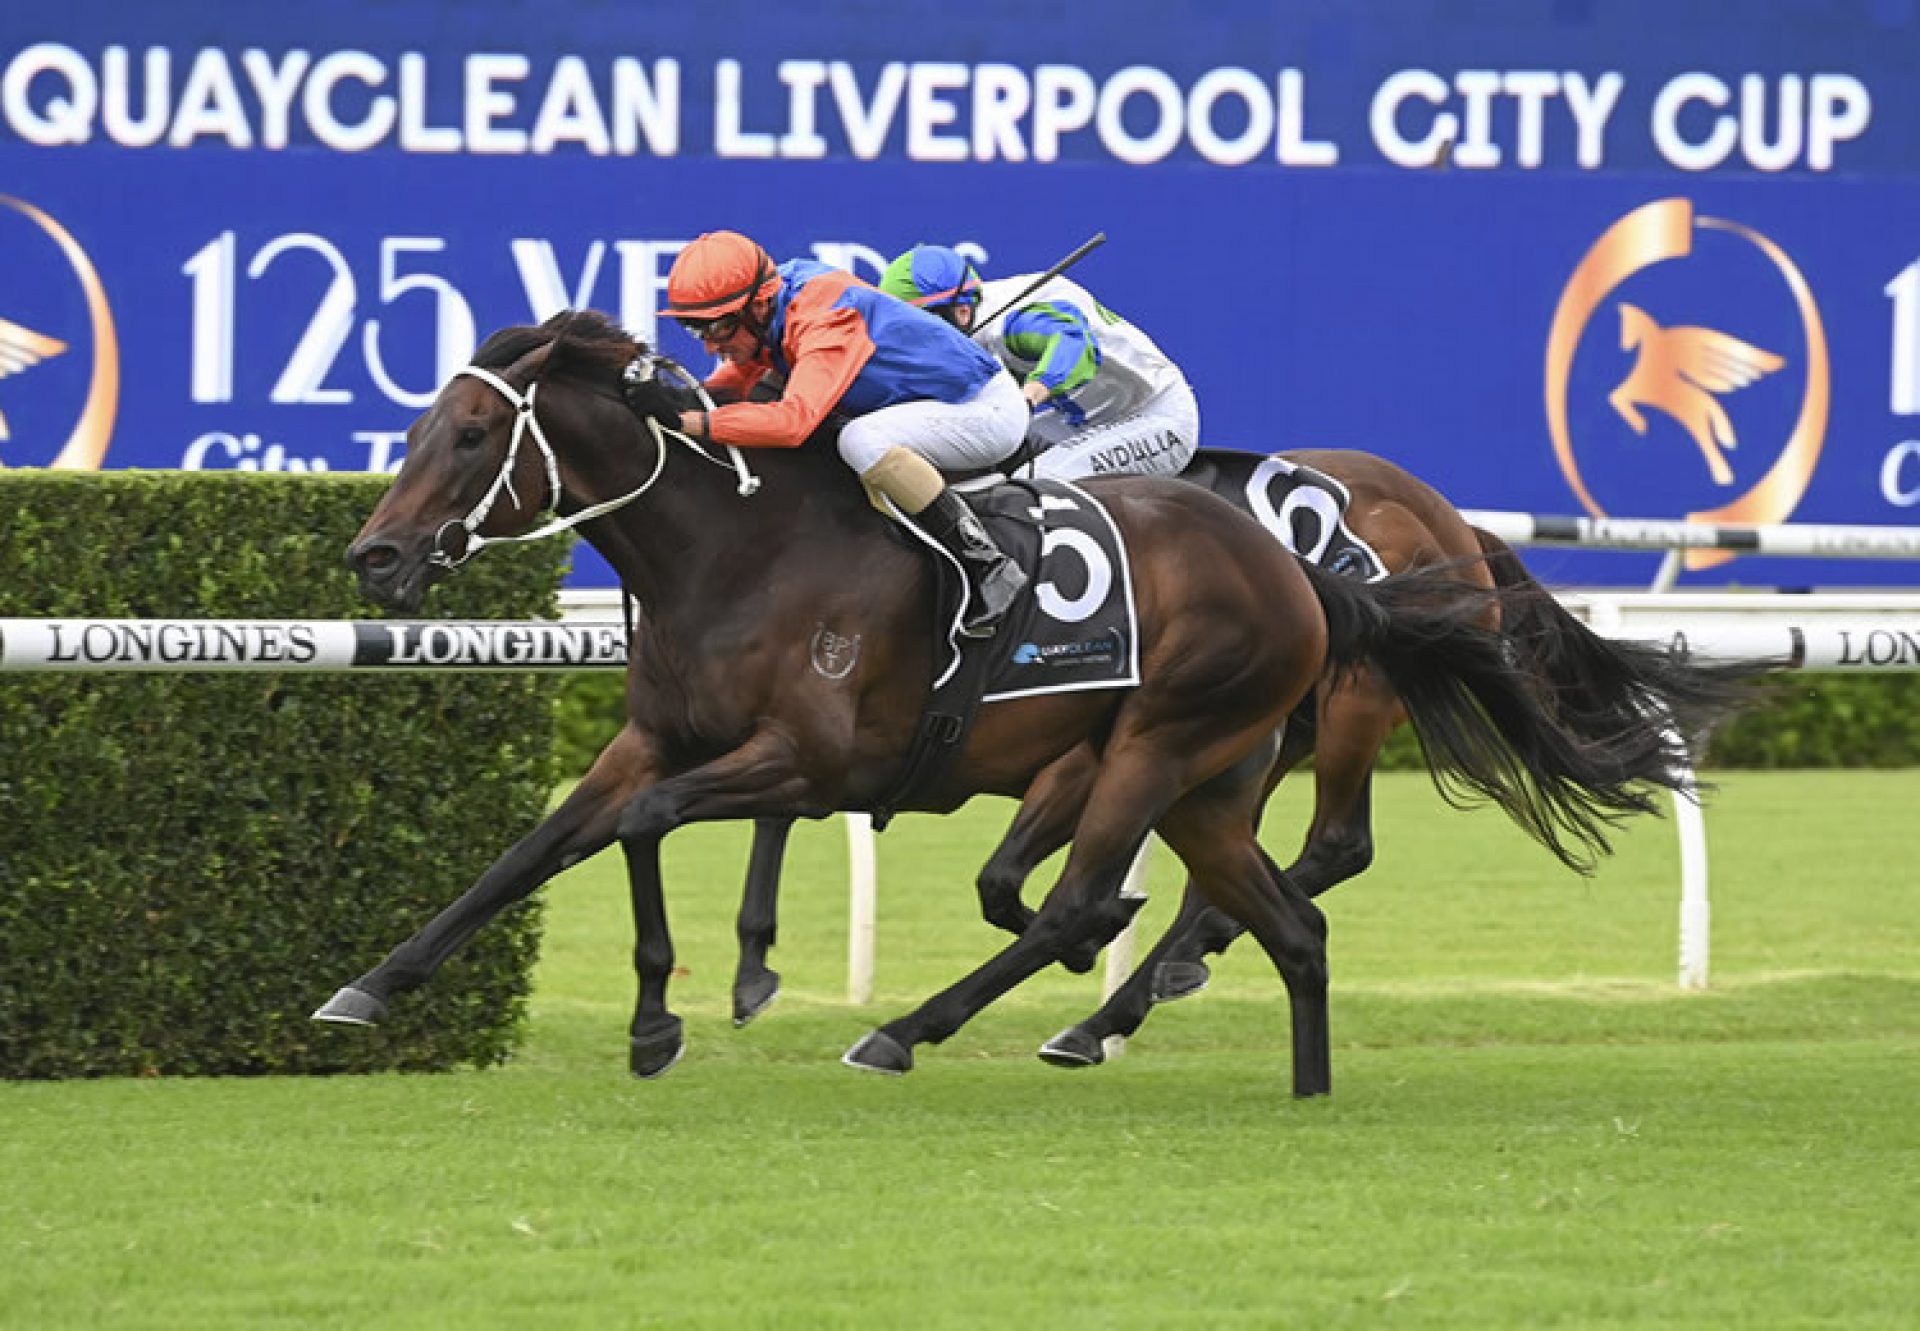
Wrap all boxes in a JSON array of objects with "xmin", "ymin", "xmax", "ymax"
[{"xmin": 810, "ymin": 624, "xmax": 861, "ymax": 680}]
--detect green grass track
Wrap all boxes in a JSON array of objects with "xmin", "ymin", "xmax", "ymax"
[{"xmin": 3, "ymin": 769, "xmax": 1915, "ymax": 1328}]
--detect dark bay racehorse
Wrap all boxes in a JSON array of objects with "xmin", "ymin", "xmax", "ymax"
[
  {"xmin": 720, "ymin": 448, "xmax": 1755, "ymax": 1066},
  {"xmin": 319, "ymin": 310, "xmax": 1748, "ymax": 1094},
  {"xmin": 720, "ymin": 447, "xmax": 1502, "ymax": 1027}
]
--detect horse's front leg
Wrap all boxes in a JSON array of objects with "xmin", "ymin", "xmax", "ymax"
[
  {"xmin": 312, "ymin": 725, "xmax": 651, "ymax": 1027},
  {"xmin": 614, "ymin": 730, "xmax": 818, "ymax": 1078},
  {"xmin": 975, "ymin": 744, "xmax": 1099, "ymax": 940},
  {"xmin": 733, "ymin": 816, "xmax": 796, "ymax": 1026}
]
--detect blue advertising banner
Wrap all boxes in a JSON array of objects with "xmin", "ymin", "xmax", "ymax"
[{"xmin": 4, "ymin": 0, "xmax": 1918, "ymax": 586}]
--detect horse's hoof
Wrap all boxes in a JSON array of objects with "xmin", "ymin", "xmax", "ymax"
[
  {"xmin": 732, "ymin": 971, "xmax": 781, "ymax": 1027},
  {"xmin": 1151, "ymin": 960, "xmax": 1212, "ymax": 1004},
  {"xmin": 842, "ymin": 1030, "xmax": 913, "ymax": 1075},
  {"xmin": 629, "ymin": 1019, "xmax": 685, "ymax": 1080},
  {"xmin": 311, "ymin": 986, "xmax": 386, "ymax": 1027},
  {"xmin": 1037, "ymin": 1027, "xmax": 1106, "ymax": 1068}
]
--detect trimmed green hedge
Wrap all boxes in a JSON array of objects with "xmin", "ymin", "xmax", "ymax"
[
  {"xmin": 1, "ymin": 472, "xmax": 567, "ymax": 1078},
  {"xmin": 556, "ymin": 671, "xmax": 629, "ymax": 776},
  {"xmin": 1700, "ymin": 672, "xmax": 1920, "ymax": 767}
]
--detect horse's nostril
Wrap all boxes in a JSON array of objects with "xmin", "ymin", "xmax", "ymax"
[{"xmin": 350, "ymin": 542, "xmax": 400, "ymax": 575}]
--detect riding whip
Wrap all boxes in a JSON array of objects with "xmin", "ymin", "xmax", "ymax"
[{"xmin": 971, "ymin": 232, "xmax": 1107, "ymax": 331}]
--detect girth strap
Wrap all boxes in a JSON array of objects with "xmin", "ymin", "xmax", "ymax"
[{"xmin": 865, "ymin": 485, "xmax": 1042, "ymax": 829}]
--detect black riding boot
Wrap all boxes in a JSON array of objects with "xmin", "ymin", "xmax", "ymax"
[{"xmin": 916, "ymin": 488, "xmax": 1029, "ymax": 637}]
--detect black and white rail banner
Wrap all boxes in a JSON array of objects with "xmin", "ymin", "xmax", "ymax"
[
  {"xmin": 5, "ymin": 614, "xmax": 1920, "ymax": 674},
  {"xmin": 0, "ymin": 620, "xmax": 630, "ymax": 672},
  {"xmin": 1461, "ymin": 512, "xmax": 1920, "ymax": 560}
]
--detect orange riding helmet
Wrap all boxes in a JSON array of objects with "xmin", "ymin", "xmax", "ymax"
[{"xmin": 659, "ymin": 231, "xmax": 779, "ymax": 320}]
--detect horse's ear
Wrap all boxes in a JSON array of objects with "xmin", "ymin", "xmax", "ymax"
[
  {"xmin": 541, "ymin": 310, "xmax": 582, "ymax": 374},
  {"xmin": 512, "ymin": 341, "xmax": 558, "ymax": 384}
]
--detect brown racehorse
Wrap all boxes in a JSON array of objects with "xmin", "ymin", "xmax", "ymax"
[
  {"xmin": 722, "ymin": 447, "xmax": 1753, "ymax": 1068},
  {"xmin": 719, "ymin": 447, "xmax": 1498, "ymax": 1028},
  {"xmin": 318, "ymin": 311, "xmax": 1750, "ymax": 1094}
]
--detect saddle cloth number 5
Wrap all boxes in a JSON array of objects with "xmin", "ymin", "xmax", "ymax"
[{"xmin": 1027, "ymin": 493, "xmax": 1113, "ymax": 626}]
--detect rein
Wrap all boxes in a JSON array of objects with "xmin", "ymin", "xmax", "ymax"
[{"xmin": 430, "ymin": 356, "xmax": 759, "ymax": 569}]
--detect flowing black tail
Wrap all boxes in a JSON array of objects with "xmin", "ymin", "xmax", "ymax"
[
  {"xmin": 1471, "ymin": 529, "xmax": 1766, "ymax": 749},
  {"xmin": 1304, "ymin": 555, "xmax": 1762, "ymax": 872}
]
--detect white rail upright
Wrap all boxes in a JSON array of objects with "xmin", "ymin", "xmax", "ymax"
[
  {"xmin": 845, "ymin": 812, "xmax": 878, "ymax": 1005},
  {"xmin": 1099, "ymin": 841, "xmax": 1153, "ymax": 1059}
]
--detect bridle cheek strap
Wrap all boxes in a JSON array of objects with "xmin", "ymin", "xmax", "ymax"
[{"xmin": 431, "ymin": 364, "xmax": 667, "ymax": 568}]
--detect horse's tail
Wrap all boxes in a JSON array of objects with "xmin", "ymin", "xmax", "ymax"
[
  {"xmin": 1303, "ymin": 556, "xmax": 1758, "ymax": 873},
  {"xmin": 1471, "ymin": 527, "xmax": 1763, "ymax": 749}
]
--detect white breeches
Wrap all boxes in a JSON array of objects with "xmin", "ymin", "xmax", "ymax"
[
  {"xmin": 837, "ymin": 369, "xmax": 1029, "ymax": 476},
  {"xmin": 1028, "ymin": 381, "xmax": 1200, "ymax": 483}
]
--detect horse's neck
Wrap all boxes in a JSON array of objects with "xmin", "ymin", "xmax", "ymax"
[{"xmin": 581, "ymin": 436, "xmax": 890, "ymax": 622}]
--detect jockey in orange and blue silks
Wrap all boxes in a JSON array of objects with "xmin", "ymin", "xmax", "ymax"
[
  {"xmin": 878, "ymin": 245, "xmax": 1200, "ymax": 484},
  {"xmin": 657, "ymin": 230, "xmax": 1029, "ymax": 635}
]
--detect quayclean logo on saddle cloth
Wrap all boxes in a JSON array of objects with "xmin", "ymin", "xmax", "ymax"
[
  {"xmin": 1240, "ymin": 455, "xmax": 1388, "ymax": 581},
  {"xmin": 979, "ymin": 479, "xmax": 1140, "ymax": 702}
]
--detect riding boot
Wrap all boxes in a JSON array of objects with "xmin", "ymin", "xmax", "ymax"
[{"xmin": 914, "ymin": 487, "xmax": 1029, "ymax": 637}]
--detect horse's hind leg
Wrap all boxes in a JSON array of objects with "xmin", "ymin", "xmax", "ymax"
[
  {"xmin": 312, "ymin": 725, "xmax": 649, "ymax": 1027},
  {"xmin": 1149, "ymin": 673, "xmax": 1395, "ymax": 1003},
  {"xmin": 1286, "ymin": 672, "xmax": 1399, "ymax": 895},
  {"xmin": 733, "ymin": 816, "xmax": 793, "ymax": 1026},
  {"xmin": 844, "ymin": 751, "xmax": 1184, "ymax": 1075},
  {"xmin": 1154, "ymin": 783, "xmax": 1332, "ymax": 1097},
  {"xmin": 1136, "ymin": 707, "xmax": 1314, "ymax": 1007},
  {"xmin": 1037, "ymin": 878, "xmax": 1224, "ymax": 1067},
  {"xmin": 1043, "ymin": 706, "xmax": 1313, "ymax": 1054},
  {"xmin": 1046, "ymin": 684, "xmax": 1384, "ymax": 1062}
]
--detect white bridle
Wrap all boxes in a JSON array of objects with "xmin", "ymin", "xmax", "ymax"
[{"xmin": 429, "ymin": 357, "xmax": 759, "ymax": 569}]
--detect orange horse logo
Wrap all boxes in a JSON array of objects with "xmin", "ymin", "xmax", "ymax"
[
  {"xmin": 1608, "ymin": 303, "xmax": 1785, "ymax": 487},
  {"xmin": 1544, "ymin": 198, "xmax": 1829, "ymax": 570}
]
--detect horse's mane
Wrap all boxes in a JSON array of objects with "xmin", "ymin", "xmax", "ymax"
[
  {"xmin": 472, "ymin": 309, "xmax": 642, "ymax": 385},
  {"xmin": 474, "ymin": 309, "xmax": 852, "ymax": 488}
]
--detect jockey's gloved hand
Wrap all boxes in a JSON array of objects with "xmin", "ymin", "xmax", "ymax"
[{"xmin": 621, "ymin": 358, "xmax": 684, "ymax": 431}]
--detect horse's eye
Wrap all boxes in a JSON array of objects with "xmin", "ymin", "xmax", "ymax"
[{"xmin": 456, "ymin": 425, "xmax": 488, "ymax": 450}]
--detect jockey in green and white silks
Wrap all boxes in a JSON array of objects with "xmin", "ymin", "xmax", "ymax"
[{"xmin": 879, "ymin": 245, "xmax": 1200, "ymax": 483}]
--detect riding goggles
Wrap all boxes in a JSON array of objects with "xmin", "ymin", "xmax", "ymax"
[{"xmin": 676, "ymin": 312, "xmax": 743, "ymax": 342}]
